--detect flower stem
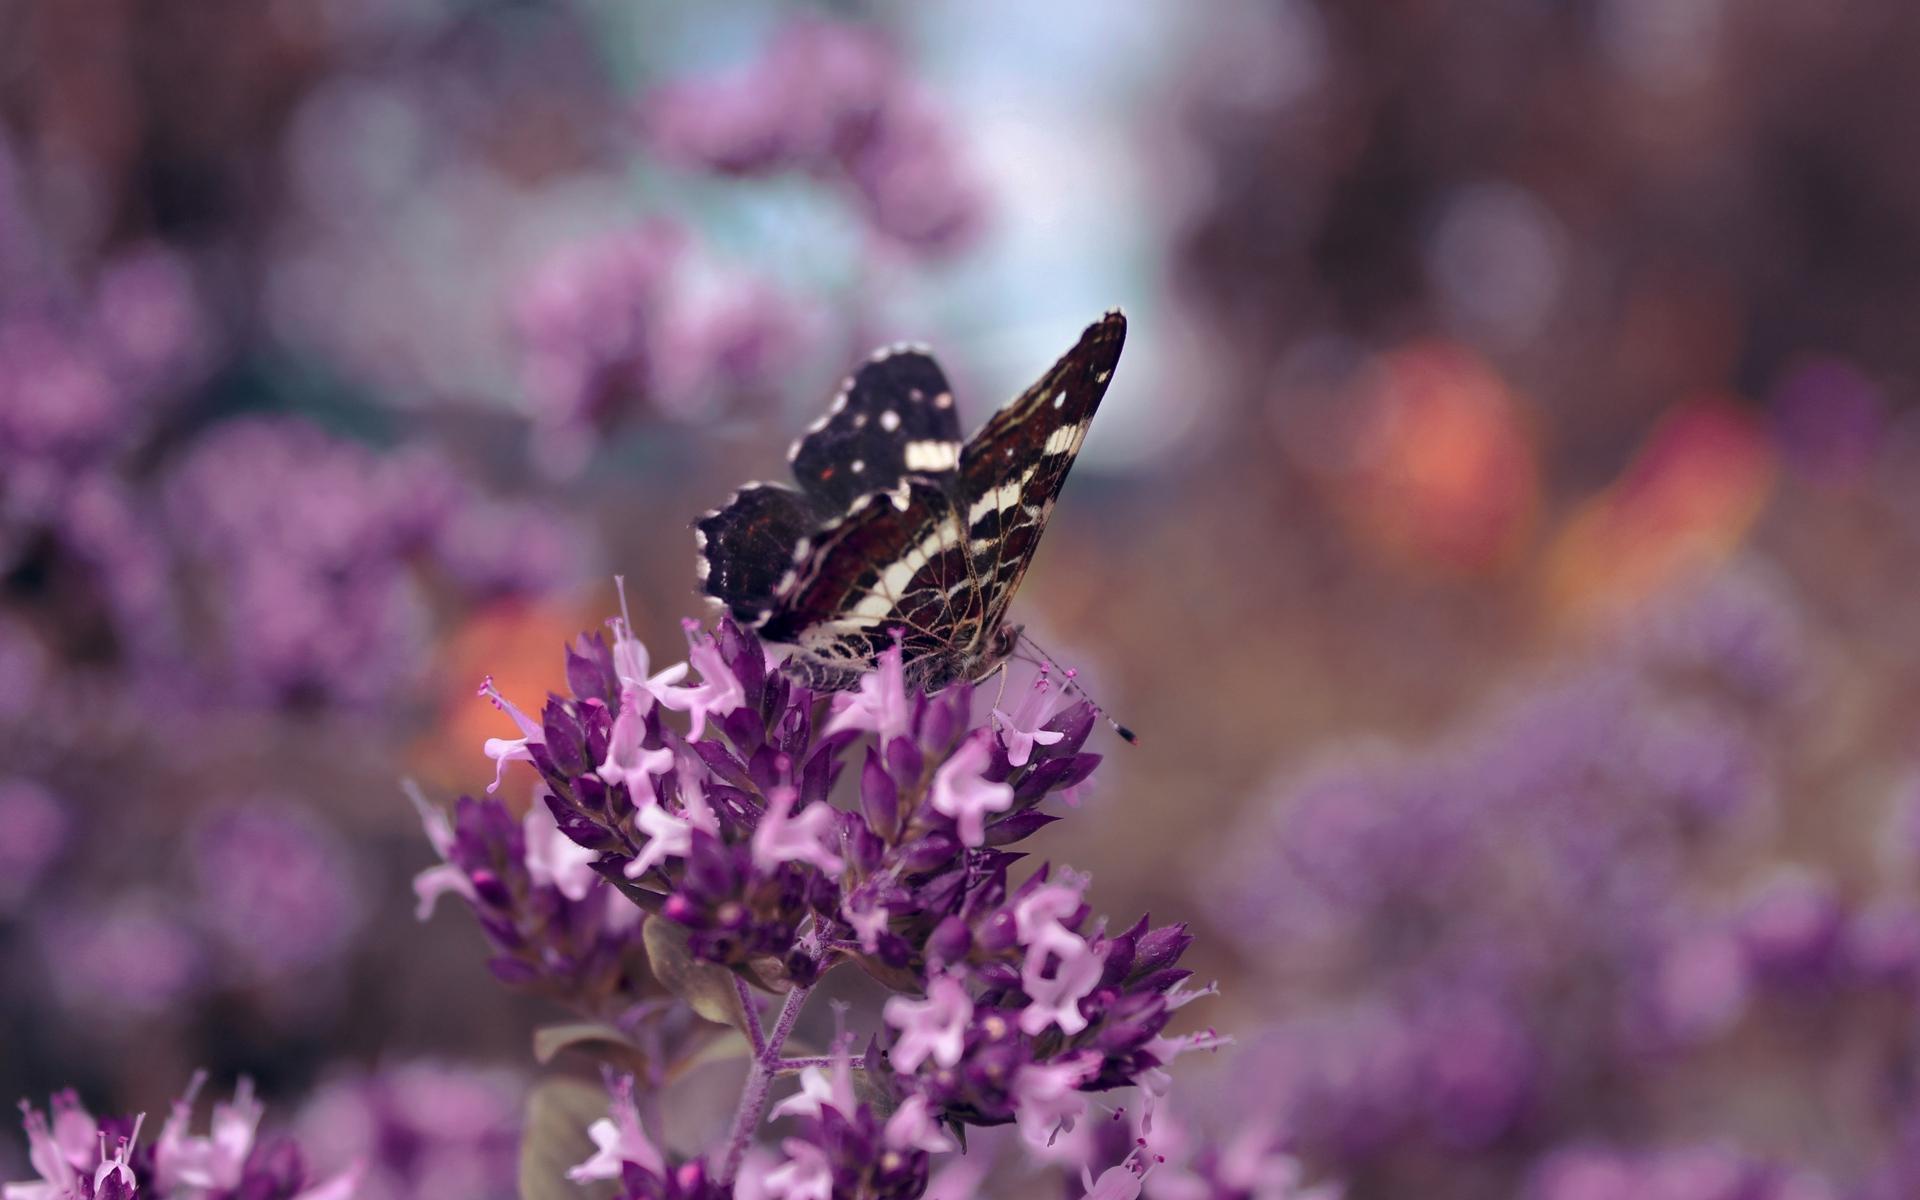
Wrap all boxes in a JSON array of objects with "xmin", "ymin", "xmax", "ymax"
[
  {"xmin": 719, "ymin": 974, "xmax": 813, "ymax": 1184},
  {"xmin": 735, "ymin": 974, "xmax": 767, "ymax": 1055}
]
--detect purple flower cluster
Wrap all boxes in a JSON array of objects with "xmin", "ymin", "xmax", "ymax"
[
  {"xmin": 291, "ymin": 1063, "xmax": 522, "ymax": 1200},
  {"xmin": 161, "ymin": 417, "xmax": 585, "ymax": 707},
  {"xmin": 1204, "ymin": 566, "xmax": 1920, "ymax": 1196},
  {"xmin": 1526, "ymin": 1143, "xmax": 1836, "ymax": 1200},
  {"xmin": 189, "ymin": 801, "xmax": 364, "ymax": 983},
  {"xmin": 413, "ymin": 603, "xmax": 1249, "ymax": 1198},
  {"xmin": 412, "ymin": 781, "xmax": 646, "ymax": 1015},
  {"xmin": 643, "ymin": 19, "xmax": 982, "ymax": 256},
  {"xmin": 0, "ymin": 779, "xmax": 69, "ymax": 916},
  {"xmin": 23, "ymin": 794, "xmax": 365, "ymax": 1021},
  {"xmin": 5, "ymin": 1075, "xmax": 356, "ymax": 1200},
  {"xmin": 0, "ymin": 243, "xmax": 208, "ymax": 479},
  {"xmin": 512, "ymin": 224, "xmax": 806, "ymax": 476},
  {"xmin": 0, "ymin": 232, "xmax": 209, "ymax": 676}
]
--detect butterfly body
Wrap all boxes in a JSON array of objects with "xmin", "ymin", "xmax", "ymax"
[{"xmin": 696, "ymin": 310, "xmax": 1125, "ymax": 691}]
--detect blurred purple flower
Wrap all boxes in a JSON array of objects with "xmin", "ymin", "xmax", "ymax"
[
  {"xmin": 89, "ymin": 244, "xmax": 213, "ymax": 397},
  {"xmin": 1733, "ymin": 866, "xmax": 1843, "ymax": 984},
  {"xmin": 643, "ymin": 19, "xmax": 982, "ymax": 256},
  {"xmin": 163, "ymin": 417, "xmax": 577, "ymax": 706},
  {"xmin": 0, "ymin": 778, "xmax": 69, "ymax": 915},
  {"xmin": 515, "ymin": 223, "xmax": 682, "ymax": 451},
  {"xmin": 512, "ymin": 226, "xmax": 806, "ymax": 473},
  {"xmin": 293, "ymin": 1064, "xmax": 521, "ymax": 1200},
  {"xmin": 0, "ymin": 321, "xmax": 124, "ymax": 466},
  {"xmin": 41, "ymin": 894, "xmax": 204, "ymax": 1018},
  {"xmin": 1524, "ymin": 1142, "xmax": 1838, "ymax": 1200},
  {"xmin": 0, "ymin": 615, "xmax": 46, "ymax": 719},
  {"xmin": 1633, "ymin": 923, "xmax": 1752, "ymax": 1049},
  {"xmin": 190, "ymin": 800, "xmax": 364, "ymax": 981},
  {"xmin": 1203, "ymin": 567, "xmax": 1856, "ymax": 1185},
  {"xmin": 1769, "ymin": 358, "xmax": 1885, "ymax": 487}
]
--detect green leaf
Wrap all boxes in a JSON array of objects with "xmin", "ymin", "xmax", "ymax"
[
  {"xmin": 663, "ymin": 1028, "xmax": 753, "ymax": 1084},
  {"xmin": 642, "ymin": 917, "xmax": 750, "ymax": 1032},
  {"xmin": 518, "ymin": 1077, "xmax": 615, "ymax": 1200},
  {"xmin": 604, "ymin": 875, "xmax": 667, "ymax": 914},
  {"xmin": 532, "ymin": 1022, "xmax": 642, "ymax": 1067}
]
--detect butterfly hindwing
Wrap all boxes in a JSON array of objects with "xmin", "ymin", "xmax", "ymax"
[
  {"xmin": 788, "ymin": 347, "xmax": 963, "ymax": 514},
  {"xmin": 695, "ymin": 483, "xmax": 819, "ymax": 624},
  {"xmin": 760, "ymin": 482, "xmax": 976, "ymax": 689}
]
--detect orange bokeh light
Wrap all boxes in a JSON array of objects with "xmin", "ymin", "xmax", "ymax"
[
  {"xmin": 1541, "ymin": 397, "xmax": 1775, "ymax": 619},
  {"xmin": 408, "ymin": 594, "xmax": 613, "ymax": 799},
  {"xmin": 1332, "ymin": 341, "xmax": 1540, "ymax": 575}
]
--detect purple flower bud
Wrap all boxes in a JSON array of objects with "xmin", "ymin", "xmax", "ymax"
[
  {"xmin": 860, "ymin": 747, "xmax": 900, "ymax": 835},
  {"xmin": 977, "ymin": 908, "xmax": 1020, "ymax": 954},
  {"xmin": 982, "ymin": 810, "xmax": 1059, "ymax": 846},
  {"xmin": 567, "ymin": 633, "xmax": 619, "ymax": 705},
  {"xmin": 926, "ymin": 916, "xmax": 972, "ymax": 967},
  {"xmin": 886, "ymin": 736, "xmax": 923, "ymax": 783},
  {"xmin": 1132, "ymin": 922, "xmax": 1193, "ymax": 978},
  {"xmin": 897, "ymin": 833, "xmax": 960, "ymax": 873}
]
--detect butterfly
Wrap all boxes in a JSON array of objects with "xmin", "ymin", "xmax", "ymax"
[{"xmin": 695, "ymin": 309, "xmax": 1126, "ymax": 692}]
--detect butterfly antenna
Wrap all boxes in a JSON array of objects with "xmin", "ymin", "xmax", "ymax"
[{"xmin": 1014, "ymin": 631, "xmax": 1139, "ymax": 746}]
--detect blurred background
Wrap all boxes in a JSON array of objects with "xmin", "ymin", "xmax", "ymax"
[{"xmin": 6, "ymin": 1, "xmax": 1920, "ymax": 1197}]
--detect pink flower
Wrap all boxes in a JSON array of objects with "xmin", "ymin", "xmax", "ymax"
[
  {"xmin": 1012, "ymin": 876, "xmax": 1102, "ymax": 1035},
  {"xmin": 1081, "ymin": 1154, "xmax": 1156, "ymax": 1200},
  {"xmin": 7, "ymin": 1092, "xmax": 97, "ymax": 1200},
  {"xmin": 154, "ymin": 1073, "xmax": 262, "ymax": 1196},
  {"xmin": 478, "ymin": 676, "xmax": 543, "ymax": 794},
  {"xmin": 1139, "ymin": 1024, "xmax": 1230, "ymax": 1094},
  {"xmin": 567, "ymin": 1076, "xmax": 665, "ymax": 1181},
  {"xmin": 626, "ymin": 802, "xmax": 693, "ymax": 879},
  {"xmin": 608, "ymin": 606, "xmax": 690, "ymax": 703},
  {"xmin": 824, "ymin": 637, "xmax": 910, "ymax": 745},
  {"xmin": 882, "ymin": 974, "xmax": 972, "ymax": 1072},
  {"xmin": 658, "ymin": 622, "xmax": 745, "ymax": 739},
  {"xmin": 770, "ymin": 1045, "xmax": 855, "ymax": 1123},
  {"xmin": 751, "ymin": 787, "xmax": 844, "ymax": 875},
  {"xmin": 761, "ymin": 1140, "xmax": 834, "ymax": 1200},
  {"xmin": 597, "ymin": 685, "xmax": 675, "ymax": 794},
  {"xmin": 522, "ymin": 795, "xmax": 598, "ymax": 902},
  {"xmin": 407, "ymin": 788, "xmax": 476, "ymax": 921},
  {"xmin": 883, "ymin": 1095, "xmax": 956, "ymax": 1155},
  {"xmin": 930, "ymin": 731, "xmax": 1014, "ymax": 847},
  {"xmin": 93, "ymin": 1118, "xmax": 142, "ymax": 1199},
  {"xmin": 1019, "ymin": 931, "xmax": 1103, "ymax": 1038},
  {"xmin": 993, "ymin": 675, "xmax": 1066, "ymax": 768},
  {"xmin": 1012, "ymin": 1054, "xmax": 1100, "ymax": 1148},
  {"xmin": 1014, "ymin": 878, "xmax": 1088, "ymax": 949},
  {"xmin": 841, "ymin": 893, "xmax": 890, "ymax": 953},
  {"xmin": 626, "ymin": 760, "xmax": 720, "ymax": 880}
]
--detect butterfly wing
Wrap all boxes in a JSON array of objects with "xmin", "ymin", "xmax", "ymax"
[
  {"xmin": 694, "ymin": 310, "xmax": 1126, "ymax": 691},
  {"xmin": 956, "ymin": 310, "xmax": 1126, "ymax": 635},
  {"xmin": 788, "ymin": 347, "xmax": 963, "ymax": 514},
  {"xmin": 695, "ymin": 483, "xmax": 820, "ymax": 624},
  {"xmin": 759, "ymin": 481, "xmax": 976, "ymax": 689}
]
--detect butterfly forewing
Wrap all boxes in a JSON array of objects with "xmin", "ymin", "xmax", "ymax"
[
  {"xmin": 957, "ymin": 311, "xmax": 1126, "ymax": 634},
  {"xmin": 788, "ymin": 348, "xmax": 963, "ymax": 513}
]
